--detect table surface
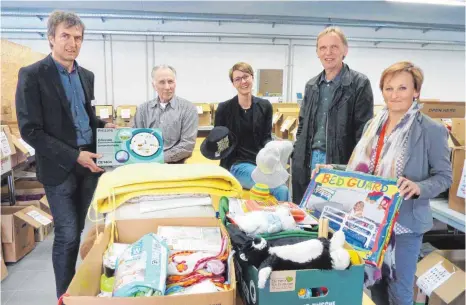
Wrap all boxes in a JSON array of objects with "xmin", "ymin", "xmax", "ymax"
[{"xmin": 430, "ymin": 198, "xmax": 465, "ymax": 232}]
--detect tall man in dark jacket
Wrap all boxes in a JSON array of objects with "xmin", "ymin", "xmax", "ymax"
[
  {"xmin": 292, "ymin": 27, "xmax": 374, "ymax": 204},
  {"xmin": 15, "ymin": 11, "xmax": 116, "ymax": 298}
]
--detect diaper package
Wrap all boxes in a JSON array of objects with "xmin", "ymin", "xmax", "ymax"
[{"xmin": 113, "ymin": 233, "xmax": 169, "ymax": 297}]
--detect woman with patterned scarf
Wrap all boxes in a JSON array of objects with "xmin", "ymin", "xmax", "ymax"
[{"xmin": 313, "ymin": 61, "xmax": 452, "ymax": 305}]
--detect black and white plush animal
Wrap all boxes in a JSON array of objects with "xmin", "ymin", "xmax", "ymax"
[{"xmin": 240, "ymin": 230, "xmax": 351, "ymax": 289}]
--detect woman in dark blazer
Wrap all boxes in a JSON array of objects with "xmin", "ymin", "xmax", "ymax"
[
  {"xmin": 215, "ymin": 62, "xmax": 288, "ymax": 201},
  {"xmin": 314, "ymin": 61, "xmax": 452, "ymax": 305}
]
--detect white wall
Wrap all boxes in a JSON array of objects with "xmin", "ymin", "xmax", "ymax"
[
  {"xmin": 293, "ymin": 46, "xmax": 466, "ymax": 104},
  {"xmin": 7, "ymin": 36, "xmax": 465, "ymax": 106}
]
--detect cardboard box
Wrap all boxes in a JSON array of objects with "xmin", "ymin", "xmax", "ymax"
[
  {"xmin": 449, "ymin": 147, "xmax": 465, "ymax": 214},
  {"xmin": 1, "ymin": 180, "xmax": 45, "ymax": 201},
  {"xmin": 415, "ymin": 251, "xmax": 465, "ymax": 305},
  {"xmin": 420, "ymin": 101, "xmax": 465, "ymax": 119},
  {"xmin": 194, "ymin": 103, "xmax": 212, "ymax": 126},
  {"xmin": 0, "ymin": 206, "xmax": 52, "ymax": 262},
  {"xmin": 9, "ymin": 134, "xmax": 34, "ymax": 167},
  {"xmin": 277, "ymin": 117, "xmax": 297, "ymax": 139},
  {"xmin": 235, "ymin": 253, "xmax": 365, "ymax": 305},
  {"xmin": 95, "ymin": 105, "xmax": 114, "ymax": 124},
  {"xmin": 64, "ymin": 217, "xmax": 236, "ymax": 305},
  {"xmin": 1, "ymin": 155, "xmax": 12, "ymax": 175},
  {"xmin": 115, "ymin": 105, "xmax": 137, "ymax": 127},
  {"xmin": 450, "ymin": 119, "xmax": 465, "ymax": 146},
  {"xmin": 1, "ymin": 244, "xmax": 7, "ymax": 281},
  {"xmin": 16, "ymin": 199, "xmax": 53, "ymax": 242},
  {"xmin": 211, "ymin": 103, "xmax": 219, "ymax": 123}
]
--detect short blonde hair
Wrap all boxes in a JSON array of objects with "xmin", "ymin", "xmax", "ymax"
[
  {"xmin": 316, "ymin": 26, "xmax": 348, "ymax": 48},
  {"xmin": 229, "ymin": 62, "xmax": 254, "ymax": 83},
  {"xmin": 379, "ymin": 61, "xmax": 424, "ymax": 93}
]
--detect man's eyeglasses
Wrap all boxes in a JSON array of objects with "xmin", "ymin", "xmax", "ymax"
[{"xmin": 233, "ymin": 74, "xmax": 251, "ymax": 84}]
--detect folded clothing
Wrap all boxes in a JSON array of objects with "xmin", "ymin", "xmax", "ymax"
[{"xmin": 91, "ymin": 163, "xmax": 243, "ymax": 214}]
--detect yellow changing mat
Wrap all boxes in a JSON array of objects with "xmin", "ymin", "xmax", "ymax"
[{"xmin": 92, "ymin": 163, "xmax": 243, "ymax": 213}]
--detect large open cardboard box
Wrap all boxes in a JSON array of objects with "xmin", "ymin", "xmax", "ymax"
[
  {"xmin": 415, "ymin": 251, "xmax": 465, "ymax": 305},
  {"xmin": 1, "ymin": 206, "xmax": 52, "ymax": 262},
  {"xmin": 16, "ymin": 199, "xmax": 53, "ymax": 242},
  {"xmin": 64, "ymin": 217, "xmax": 236, "ymax": 305}
]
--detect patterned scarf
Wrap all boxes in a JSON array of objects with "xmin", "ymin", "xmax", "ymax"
[
  {"xmin": 347, "ymin": 101, "xmax": 421, "ymax": 178},
  {"xmin": 346, "ymin": 101, "xmax": 421, "ymax": 288}
]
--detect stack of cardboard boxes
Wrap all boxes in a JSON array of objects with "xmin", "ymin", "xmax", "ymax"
[
  {"xmin": 419, "ymin": 101, "xmax": 465, "ymax": 215},
  {"xmin": 194, "ymin": 103, "xmax": 213, "ymax": 127},
  {"xmin": 271, "ymin": 104, "xmax": 300, "ymax": 140}
]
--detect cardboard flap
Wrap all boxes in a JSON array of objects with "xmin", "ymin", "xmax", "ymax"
[
  {"xmin": 280, "ymin": 117, "xmax": 296, "ymax": 132},
  {"xmin": 13, "ymin": 206, "xmax": 53, "ymax": 229},
  {"xmin": 272, "ymin": 112, "xmax": 283, "ymax": 124},
  {"xmin": 39, "ymin": 196, "xmax": 50, "ymax": 209},
  {"xmin": 277, "ymin": 108, "xmax": 300, "ymax": 114},
  {"xmin": 0, "ymin": 214, "xmax": 14, "ymax": 243},
  {"xmin": 450, "ymin": 119, "xmax": 465, "ymax": 146},
  {"xmin": 11, "ymin": 135, "xmax": 31, "ymax": 156},
  {"xmin": 416, "ymin": 252, "xmax": 466, "ymax": 303}
]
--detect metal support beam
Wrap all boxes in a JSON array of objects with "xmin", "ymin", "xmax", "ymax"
[
  {"xmin": 374, "ymin": 41, "xmax": 381, "ymax": 46},
  {"xmin": 285, "ymin": 40, "xmax": 294, "ymax": 103},
  {"xmin": 3, "ymin": 10, "xmax": 463, "ymax": 32},
  {"xmin": 2, "ymin": 28, "xmax": 463, "ymax": 46},
  {"xmin": 375, "ymin": 26, "xmax": 383, "ymax": 32}
]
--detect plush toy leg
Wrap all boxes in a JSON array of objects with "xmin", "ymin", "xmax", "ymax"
[
  {"xmin": 257, "ymin": 255, "xmax": 279, "ymax": 289},
  {"xmin": 329, "ymin": 230, "xmax": 351, "ymax": 270},
  {"xmin": 329, "ymin": 230, "xmax": 346, "ymax": 253}
]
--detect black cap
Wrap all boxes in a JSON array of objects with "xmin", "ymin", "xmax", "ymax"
[{"xmin": 200, "ymin": 126, "xmax": 237, "ymax": 160}]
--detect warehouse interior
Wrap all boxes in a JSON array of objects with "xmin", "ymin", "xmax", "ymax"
[{"xmin": 0, "ymin": 1, "xmax": 465, "ymax": 305}]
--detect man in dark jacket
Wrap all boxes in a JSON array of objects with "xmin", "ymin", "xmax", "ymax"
[
  {"xmin": 15, "ymin": 11, "xmax": 116, "ymax": 298},
  {"xmin": 292, "ymin": 27, "xmax": 374, "ymax": 205}
]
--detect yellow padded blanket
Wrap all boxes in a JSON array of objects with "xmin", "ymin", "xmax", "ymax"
[{"xmin": 91, "ymin": 163, "xmax": 243, "ymax": 213}]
